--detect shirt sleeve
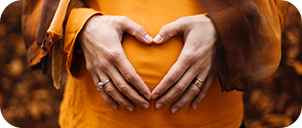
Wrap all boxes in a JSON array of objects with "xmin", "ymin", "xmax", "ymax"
[
  {"xmin": 47, "ymin": 0, "xmax": 101, "ymax": 75},
  {"xmin": 200, "ymin": 0, "xmax": 289, "ymax": 92},
  {"xmin": 22, "ymin": 0, "xmax": 53, "ymax": 69},
  {"xmin": 60, "ymin": 8, "xmax": 101, "ymax": 75}
]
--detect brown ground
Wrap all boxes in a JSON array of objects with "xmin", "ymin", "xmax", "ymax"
[{"xmin": 0, "ymin": 1, "xmax": 301, "ymax": 128}]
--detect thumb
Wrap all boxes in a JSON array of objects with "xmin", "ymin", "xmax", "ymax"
[
  {"xmin": 121, "ymin": 17, "xmax": 153, "ymax": 44},
  {"xmin": 154, "ymin": 18, "xmax": 186, "ymax": 44}
]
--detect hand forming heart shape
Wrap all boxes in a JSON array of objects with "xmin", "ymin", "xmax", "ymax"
[{"xmin": 79, "ymin": 14, "xmax": 217, "ymax": 113}]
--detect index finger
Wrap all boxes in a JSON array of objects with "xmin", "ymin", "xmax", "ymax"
[
  {"xmin": 151, "ymin": 57, "xmax": 190, "ymax": 99},
  {"xmin": 111, "ymin": 51, "xmax": 152, "ymax": 100}
]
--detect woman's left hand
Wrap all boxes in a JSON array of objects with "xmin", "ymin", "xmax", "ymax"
[{"xmin": 151, "ymin": 14, "xmax": 217, "ymax": 113}]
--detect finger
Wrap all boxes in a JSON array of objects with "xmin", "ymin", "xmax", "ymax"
[
  {"xmin": 154, "ymin": 18, "xmax": 187, "ymax": 44},
  {"xmin": 170, "ymin": 82, "xmax": 201, "ymax": 114},
  {"xmin": 90, "ymin": 72, "xmax": 119, "ymax": 109},
  {"xmin": 169, "ymin": 66, "xmax": 211, "ymax": 113},
  {"xmin": 151, "ymin": 59, "xmax": 189, "ymax": 99},
  {"xmin": 120, "ymin": 16, "xmax": 153, "ymax": 44},
  {"xmin": 154, "ymin": 64, "xmax": 198, "ymax": 109},
  {"xmin": 111, "ymin": 52, "xmax": 151, "ymax": 100},
  {"xmin": 153, "ymin": 57, "xmax": 210, "ymax": 106},
  {"xmin": 191, "ymin": 72, "xmax": 216, "ymax": 110},
  {"xmin": 151, "ymin": 49, "xmax": 202, "ymax": 99},
  {"xmin": 99, "ymin": 60, "xmax": 150, "ymax": 109},
  {"xmin": 96, "ymin": 67, "xmax": 134, "ymax": 112},
  {"xmin": 102, "ymin": 80, "xmax": 137, "ymax": 112}
]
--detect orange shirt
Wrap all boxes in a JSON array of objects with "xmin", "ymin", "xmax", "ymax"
[
  {"xmin": 59, "ymin": 0, "xmax": 243, "ymax": 128},
  {"xmin": 57, "ymin": 0, "xmax": 244, "ymax": 127}
]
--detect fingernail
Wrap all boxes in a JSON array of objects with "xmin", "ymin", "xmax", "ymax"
[
  {"xmin": 144, "ymin": 34, "xmax": 153, "ymax": 43},
  {"xmin": 152, "ymin": 94, "xmax": 158, "ymax": 99},
  {"xmin": 144, "ymin": 94, "xmax": 151, "ymax": 100},
  {"xmin": 172, "ymin": 108, "xmax": 179, "ymax": 114},
  {"xmin": 193, "ymin": 105, "xmax": 198, "ymax": 110},
  {"xmin": 141, "ymin": 104, "xmax": 149, "ymax": 110},
  {"xmin": 154, "ymin": 35, "xmax": 162, "ymax": 43},
  {"xmin": 126, "ymin": 106, "xmax": 133, "ymax": 112},
  {"xmin": 156, "ymin": 103, "xmax": 163, "ymax": 109}
]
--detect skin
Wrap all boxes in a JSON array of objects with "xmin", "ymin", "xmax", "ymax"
[
  {"xmin": 78, "ymin": 15, "xmax": 153, "ymax": 112},
  {"xmin": 152, "ymin": 14, "xmax": 217, "ymax": 113},
  {"xmin": 78, "ymin": 14, "xmax": 217, "ymax": 113}
]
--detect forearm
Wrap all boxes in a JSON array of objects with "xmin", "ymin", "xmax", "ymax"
[
  {"xmin": 61, "ymin": 7, "xmax": 101, "ymax": 75},
  {"xmin": 200, "ymin": 0, "xmax": 289, "ymax": 92}
]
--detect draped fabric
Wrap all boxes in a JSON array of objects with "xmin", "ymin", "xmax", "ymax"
[
  {"xmin": 199, "ymin": 0, "xmax": 288, "ymax": 91},
  {"xmin": 23, "ymin": 0, "xmax": 288, "ymax": 92},
  {"xmin": 21, "ymin": 0, "xmax": 289, "ymax": 127}
]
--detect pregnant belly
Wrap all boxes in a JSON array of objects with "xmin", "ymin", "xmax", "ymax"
[{"xmin": 122, "ymin": 34, "xmax": 183, "ymax": 90}]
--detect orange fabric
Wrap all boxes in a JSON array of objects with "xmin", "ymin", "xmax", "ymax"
[
  {"xmin": 46, "ymin": 0, "xmax": 288, "ymax": 127},
  {"xmin": 22, "ymin": 0, "xmax": 48, "ymax": 67},
  {"xmin": 63, "ymin": 7, "xmax": 101, "ymax": 75},
  {"xmin": 56, "ymin": 0, "xmax": 244, "ymax": 127}
]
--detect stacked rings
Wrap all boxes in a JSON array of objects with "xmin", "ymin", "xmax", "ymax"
[
  {"xmin": 98, "ymin": 79, "xmax": 110, "ymax": 88},
  {"xmin": 193, "ymin": 78, "xmax": 204, "ymax": 88}
]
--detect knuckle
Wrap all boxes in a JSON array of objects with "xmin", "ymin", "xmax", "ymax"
[
  {"xmin": 98, "ymin": 60, "xmax": 110, "ymax": 71},
  {"xmin": 179, "ymin": 17, "xmax": 192, "ymax": 27},
  {"xmin": 160, "ymin": 25, "xmax": 170, "ymax": 36},
  {"xmin": 130, "ymin": 98, "xmax": 140, "ymax": 104},
  {"xmin": 86, "ymin": 63, "xmax": 94, "ymax": 73},
  {"xmin": 196, "ymin": 59, "xmax": 207, "ymax": 71},
  {"xmin": 190, "ymin": 88, "xmax": 200, "ymax": 96},
  {"xmin": 185, "ymin": 53, "xmax": 197, "ymax": 64},
  {"xmin": 117, "ymin": 16, "xmax": 129, "ymax": 24},
  {"xmin": 176, "ymin": 101, "xmax": 186, "ymax": 108},
  {"xmin": 116, "ymin": 99, "xmax": 127, "ymax": 106},
  {"xmin": 167, "ymin": 74, "xmax": 178, "ymax": 83},
  {"xmin": 196, "ymin": 64, "xmax": 205, "ymax": 71},
  {"xmin": 162, "ymin": 97, "xmax": 172, "ymax": 104},
  {"xmin": 175, "ymin": 84, "xmax": 187, "ymax": 93},
  {"xmin": 120, "ymin": 16, "xmax": 129, "ymax": 21},
  {"xmin": 124, "ymin": 73, "xmax": 137, "ymax": 83},
  {"xmin": 105, "ymin": 87, "xmax": 114, "ymax": 95},
  {"xmin": 105, "ymin": 50, "xmax": 121, "ymax": 62},
  {"xmin": 117, "ymin": 84, "xmax": 128, "ymax": 93},
  {"xmin": 178, "ymin": 17, "xmax": 186, "ymax": 23},
  {"xmin": 120, "ymin": 101, "xmax": 130, "ymax": 107},
  {"xmin": 134, "ymin": 26, "xmax": 145, "ymax": 35}
]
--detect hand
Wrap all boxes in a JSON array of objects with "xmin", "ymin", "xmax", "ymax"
[
  {"xmin": 151, "ymin": 14, "xmax": 217, "ymax": 113},
  {"xmin": 78, "ymin": 15, "xmax": 153, "ymax": 112}
]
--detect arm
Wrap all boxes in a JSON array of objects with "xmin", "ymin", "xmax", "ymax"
[
  {"xmin": 200, "ymin": 0, "xmax": 289, "ymax": 92},
  {"xmin": 151, "ymin": 0, "xmax": 289, "ymax": 113},
  {"xmin": 77, "ymin": 15, "xmax": 153, "ymax": 111},
  {"xmin": 24, "ymin": 0, "xmax": 153, "ymax": 111}
]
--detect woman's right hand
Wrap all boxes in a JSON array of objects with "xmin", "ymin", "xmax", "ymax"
[{"xmin": 78, "ymin": 15, "xmax": 153, "ymax": 112}]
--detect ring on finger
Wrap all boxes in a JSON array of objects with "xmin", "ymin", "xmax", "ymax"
[
  {"xmin": 99, "ymin": 79, "xmax": 110, "ymax": 88},
  {"xmin": 193, "ymin": 78, "xmax": 204, "ymax": 88}
]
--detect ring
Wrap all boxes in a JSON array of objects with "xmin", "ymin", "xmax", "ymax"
[
  {"xmin": 193, "ymin": 78, "xmax": 204, "ymax": 88},
  {"xmin": 98, "ymin": 79, "xmax": 110, "ymax": 88}
]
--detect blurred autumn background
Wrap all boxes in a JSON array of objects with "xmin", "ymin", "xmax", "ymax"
[
  {"xmin": 0, "ymin": 1, "xmax": 301, "ymax": 128},
  {"xmin": 0, "ymin": 1, "xmax": 63, "ymax": 128}
]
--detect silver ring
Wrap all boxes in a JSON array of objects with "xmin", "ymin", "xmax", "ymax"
[
  {"xmin": 98, "ymin": 79, "xmax": 110, "ymax": 88},
  {"xmin": 194, "ymin": 78, "xmax": 204, "ymax": 88}
]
